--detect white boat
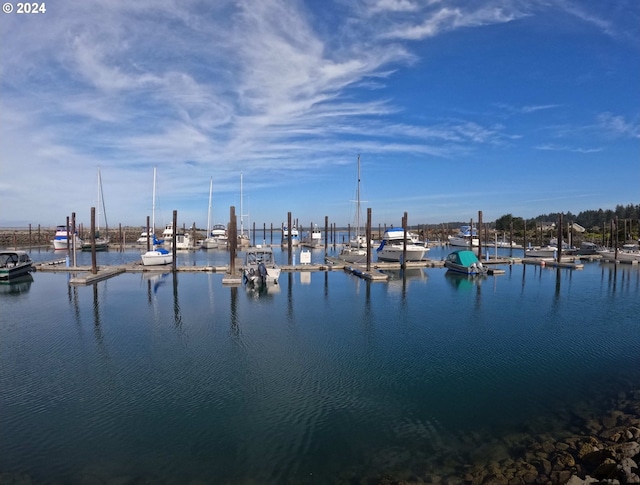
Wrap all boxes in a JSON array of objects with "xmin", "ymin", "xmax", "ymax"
[
  {"xmin": 524, "ymin": 245, "xmax": 557, "ymax": 258},
  {"xmin": 301, "ymin": 224, "xmax": 322, "ymax": 248},
  {"xmin": 81, "ymin": 166, "xmax": 110, "ymax": 252},
  {"xmin": 141, "ymin": 167, "xmax": 174, "ymax": 266},
  {"xmin": 174, "ymin": 233, "xmax": 195, "ymax": 250},
  {"xmin": 376, "ymin": 228, "xmax": 428, "ymax": 262},
  {"xmin": 243, "ymin": 247, "xmax": 281, "ymax": 285},
  {"xmin": 340, "ymin": 155, "xmax": 369, "ymax": 262},
  {"xmin": 202, "ymin": 178, "xmax": 228, "ymax": 249},
  {"xmin": 0, "ymin": 250, "xmax": 34, "ymax": 280},
  {"xmin": 444, "ymin": 249, "xmax": 486, "ymax": 275},
  {"xmin": 448, "ymin": 225, "xmax": 479, "ymax": 247},
  {"xmin": 282, "ymin": 225, "xmax": 300, "ymax": 246},
  {"xmin": 162, "ymin": 222, "xmax": 174, "ymax": 243},
  {"xmin": 577, "ymin": 241, "xmax": 600, "ymax": 255},
  {"xmin": 598, "ymin": 247, "xmax": 640, "ymax": 262},
  {"xmin": 51, "ymin": 225, "xmax": 83, "ymax": 250},
  {"xmin": 141, "ymin": 247, "xmax": 173, "ymax": 266}
]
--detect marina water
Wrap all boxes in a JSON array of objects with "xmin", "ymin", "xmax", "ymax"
[{"xmin": 1, "ymin": 245, "xmax": 640, "ymax": 483}]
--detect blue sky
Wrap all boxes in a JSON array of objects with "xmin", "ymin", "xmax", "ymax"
[{"xmin": 1, "ymin": 0, "xmax": 638, "ymax": 230}]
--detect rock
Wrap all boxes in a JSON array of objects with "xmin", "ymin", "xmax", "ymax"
[
  {"xmin": 592, "ymin": 460, "xmax": 619, "ymax": 480},
  {"xmin": 617, "ymin": 458, "xmax": 640, "ymax": 484},
  {"xmin": 615, "ymin": 441, "xmax": 640, "ymax": 459}
]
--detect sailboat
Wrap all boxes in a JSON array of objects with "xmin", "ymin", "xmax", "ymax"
[
  {"xmin": 238, "ymin": 172, "xmax": 250, "ymax": 247},
  {"xmin": 141, "ymin": 167, "xmax": 173, "ymax": 266},
  {"xmin": 202, "ymin": 177, "xmax": 228, "ymax": 249},
  {"xmin": 340, "ymin": 155, "xmax": 369, "ymax": 263},
  {"xmin": 82, "ymin": 166, "xmax": 109, "ymax": 251}
]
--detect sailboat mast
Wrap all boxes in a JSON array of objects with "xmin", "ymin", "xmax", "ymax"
[
  {"xmin": 98, "ymin": 166, "xmax": 108, "ymax": 234},
  {"xmin": 356, "ymin": 154, "xmax": 361, "ymax": 237},
  {"xmin": 152, "ymin": 166, "xmax": 157, "ymax": 236},
  {"xmin": 207, "ymin": 177, "xmax": 213, "ymax": 235}
]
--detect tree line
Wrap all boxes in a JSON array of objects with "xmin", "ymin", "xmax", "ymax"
[{"xmin": 494, "ymin": 203, "xmax": 640, "ymax": 233}]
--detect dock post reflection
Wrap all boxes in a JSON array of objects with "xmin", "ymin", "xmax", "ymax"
[{"xmin": 172, "ymin": 272, "xmax": 181, "ymax": 328}]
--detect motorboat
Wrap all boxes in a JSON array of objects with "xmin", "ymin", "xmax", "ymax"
[
  {"xmin": 598, "ymin": 247, "xmax": 640, "ymax": 262},
  {"xmin": 282, "ymin": 225, "xmax": 300, "ymax": 246},
  {"xmin": 204, "ymin": 224, "xmax": 228, "ymax": 249},
  {"xmin": 243, "ymin": 247, "xmax": 281, "ymax": 286},
  {"xmin": 444, "ymin": 250, "xmax": 486, "ymax": 275},
  {"xmin": 448, "ymin": 225, "xmax": 479, "ymax": 247},
  {"xmin": 174, "ymin": 233, "xmax": 195, "ymax": 250},
  {"xmin": 301, "ymin": 224, "xmax": 322, "ymax": 248},
  {"xmin": 339, "ymin": 245, "xmax": 368, "ymax": 263},
  {"xmin": 577, "ymin": 241, "xmax": 600, "ymax": 255},
  {"xmin": 524, "ymin": 245, "xmax": 557, "ymax": 259},
  {"xmin": 51, "ymin": 225, "xmax": 83, "ymax": 250},
  {"xmin": 162, "ymin": 223, "xmax": 174, "ymax": 243},
  {"xmin": 376, "ymin": 228, "xmax": 428, "ymax": 262},
  {"xmin": 0, "ymin": 250, "xmax": 34, "ymax": 280},
  {"xmin": 141, "ymin": 247, "xmax": 173, "ymax": 266}
]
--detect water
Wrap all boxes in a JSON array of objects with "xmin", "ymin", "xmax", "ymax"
[{"xmin": 1, "ymin": 245, "xmax": 640, "ymax": 484}]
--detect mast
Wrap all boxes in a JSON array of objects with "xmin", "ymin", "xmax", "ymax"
[
  {"xmin": 152, "ymin": 166, "xmax": 157, "ymax": 237},
  {"xmin": 207, "ymin": 176, "xmax": 213, "ymax": 236},
  {"xmin": 356, "ymin": 154, "xmax": 361, "ymax": 239},
  {"xmin": 98, "ymin": 166, "xmax": 108, "ymax": 236},
  {"xmin": 240, "ymin": 172, "xmax": 245, "ymax": 237}
]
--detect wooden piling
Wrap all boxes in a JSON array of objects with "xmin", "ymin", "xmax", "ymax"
[
  {"xmin": 478, "ymin": 210, "xmax": 483, "ymax": 260},
  {"xmin": 91, "ymin": 207, "xmax": 97, "ymax": 274},
  {"xmin": 172, "ymin": 210, "xmax": 177, "ymax": 272},
  {"xmin": 556, "ymin": 213, "xmax": 563, "ymax": 263},
  {"xmin": 287, "ymin": 211, "xmax": 292, "ymax": 265},
  {"xmin": 402, "ymin": 212, "xmax": 408, "ymax": 269}
]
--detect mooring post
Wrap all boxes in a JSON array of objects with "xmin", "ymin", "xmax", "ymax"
[
  {"xmin": 557, "ymin": 213, "xmax": 563, "ymax": 263},
  {"xmin": 402, "ymin": 212, "xmax": 408, "ymax": 269},
  {"xmin": 229, "ymin": 206, "xmax": 237, "ymax": 275},
  {"xmin": 287, "ymin": 212, "xmax": 292, "ymax": 265},
  {"xmin": 478, "ymin": 210, "xmax": 483, "ymax": 261},
  {"xmin": 90, "ymin": 207, "xmax": 97, "ymax": 274},
  {"xmin": 324, "ymin": 216, "xmax": 329, "ymax": 257},
  {"xmin": 71, "ymin": 213, "xmax": 77, "ymax": 267},
  {"xmin": 614, "ymin": 217, "xmax": 619, "ymax": 259},
  {"xmin": 366, "ymin": 208, "xmax": 372, "ymax": 271},
  {"xmin": 172, "ymin": 210, "xmax": 177, "ymax": 273}
]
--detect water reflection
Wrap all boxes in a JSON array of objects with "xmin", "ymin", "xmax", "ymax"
[
  {"xmin": 444, "ymin": 271, "xmax": 485, "ymax": 291},
  {"xmin": 0, "ymin": 273, "xmax": 33, "ymax": 295}
]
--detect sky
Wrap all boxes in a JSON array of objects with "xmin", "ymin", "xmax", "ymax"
[{"xmin": 1, "ymin": 0, "xmax": 639, "ymax": 231}]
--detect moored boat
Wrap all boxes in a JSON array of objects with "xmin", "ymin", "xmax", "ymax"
[
  {"xmin": 51, "ymin": 225, "xmax": 83, "ymax": 250},
  {"xmin": 448, "ymin": 225, "xmax": 479, "ymax": 247},
  {"xmin": 524, "ymin": 245, "xmax": 557, "ymax": 259},
  {"xmin": 376, "ymin": 228, "xmax": 428, "ymax": 262},
  {"xmin": 301, "ymin": 224, "xmax": 322, "ymax": 248},
  {"xmin": 444, "ymin": 249, "xmax": 486, "ymax": 275},
  {"xmin": 141, "ymin": 247, "xmax": 173, "ymax": 266},
  {"xmin": 0, "ymin": 250, "xmax": 34, "ymax": 280},
  {"xmin": 243, "ymin": 247, "xmax": 280, "ymax": 286}
]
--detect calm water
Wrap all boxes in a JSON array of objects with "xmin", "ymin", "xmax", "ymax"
[{"xmin": 1, "ymin": 245, "xmax": 640, "ymax": 484}]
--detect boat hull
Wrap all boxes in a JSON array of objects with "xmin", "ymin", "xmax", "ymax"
[
  {"xmin": 376, "ymin": 246, "xmax": 426, "ymax": 262},
  {"xmin": 0, "ymin": 251, "xmax": 34, "ymax": 280},
  {"xmin": 141, "ymin": 249, "xmax": 173, "ymax": 266}
]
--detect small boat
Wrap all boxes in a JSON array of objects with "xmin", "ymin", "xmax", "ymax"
[
  {"xmin": 51, "ymin": 225, "xmax": 83, "ymax": 250},
  {"xmin": 598, "ymin": 247, "xmax": 640, "ymax": 262},
  {"xmin": 141, "ymin": 247, "xmax": 173, "ymax": 266},
  {"xmin": 282, "ymin": 225, "xmax": 300, "ymax": 246},
  {"xmin": 0, "ymin": 250, "xmax": 35, "ymax": 280},
  {"xmin": 376, "ymin": 228, "xmax": 428, "ymax": 262},
  {"xmin": 141, "ymin": 167, "xmax": 173, "ymax": 266},
  {"xmin": 243, "ymin": 247, "xmax": 281, "ymax": 286},
  {"xmin": 301, "ymin": 224, "xmax": 322, "ymax": 248},
  {"xmin": 174, "ymin": 233, "xmax": 195, "ymax": 250},
  {"xmin": 444, "ymin": 249, "xmax": 486, "ymax": 275},
  {"xmin": 81, "ymin": 167, "xmax": 110, "ymax": 252},
  {"xmin": 524, "ymin": 245, "xmax": 557, "ymax": 259},
  {"xmin": 448, "ymin": 225, "xmax": 479, "ymax": 247},
  {"xmin": 204, "ymin": 224, "xmax": 228, "ymax": 249},
  {"xmin": 577, "ymin": 241, "xmax": 600, "ymax": 255},
  {"xmin": 162, "ymin": 223, "xmax": 174, "ymax": 243}
]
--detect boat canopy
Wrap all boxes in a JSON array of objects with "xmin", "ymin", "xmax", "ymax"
[{"xmin": 447, "ymin": 250, "xmax": 480, "ymax": 266}]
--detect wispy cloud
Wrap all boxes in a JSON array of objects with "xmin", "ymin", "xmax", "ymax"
[{"xmin": 535, "ymin": 144, "xmax": 602, "ymax": 154}]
